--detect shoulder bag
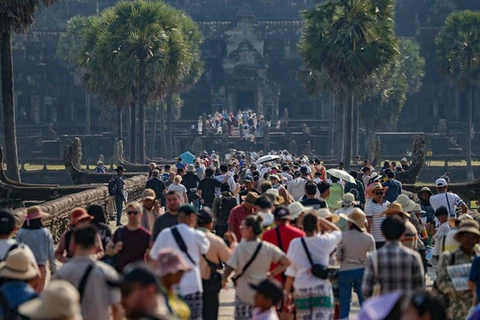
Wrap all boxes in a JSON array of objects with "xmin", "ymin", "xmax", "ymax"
[
  {"xmin": 202, "ymin": 254, "xmax": 222, "ymax": 293},
  {"xmin": 300, "ymin": 237, "xmax": 329, "ymax": 280},
  {"xmin": 231, "ymin": 242, "xmax": 263, "ymax": 286},
  {"xmin": 171, "ymin": 227, "xmax": 195, "ymax": 265}
]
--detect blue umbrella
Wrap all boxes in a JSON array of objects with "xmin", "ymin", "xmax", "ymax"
[{"xmin": 179, "ymin": 151, "xmax": 195, "ymax": 165}]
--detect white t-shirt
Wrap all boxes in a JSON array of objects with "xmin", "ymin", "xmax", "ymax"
[
  {"xmin": 215, "ymin": 174, "xmax": 236, "ymax": 196},
  {"xmin": 285, "ymin": 231, "xmax": 342, "ymax": 289},
  {"xmin": 429, "ymin": 192, "xmax": 465, "ymax": 217},
  {"xmin": 150, "ymin": 224, "xmax": 210, "ymax": 295},
  {"xmin": 167, "ymin": 183, "xmax": 187, "ymax": 203}
]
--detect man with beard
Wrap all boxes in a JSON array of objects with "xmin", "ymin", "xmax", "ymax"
[{"xmin": 151, "ymin": 190, "xmax": 181, "ymax": 241}]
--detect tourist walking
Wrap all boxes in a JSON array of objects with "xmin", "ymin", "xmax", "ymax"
[
  {"xmin": 429, "ymin": 178, "xmax": 468, "ymax": 217},
  {"xmin": 140, "ymin": 189, "xmax": 161, "ymax": 233},
  {"xmin": 155, "ymin": 248, "xmax": 193, "ymax": 320},
  {"xmin": 167, "ymin": 175, "xmax": 188, "ymax": 204},
  {"xmin": 318, "ymin": 181, "xmax": 331, "ymax": 207},
  {"xmin": 197, "ymin": 168, "xmax": 222, "ymax": 208},
  {"xmin": 112, "ymin": 165, "xmax": 126, "ymax": 226},
  {"xmin": 334, "ymin": 193, "xmax": 358, "ymax": 231},
  {"xmin": 364, "ymin": 183, "xmax": 389, "ymax": 249},
  {"xmin": 382, "ymin": 170, "xmax": 402, "ymax": 203},
  {"xmin": 87, "ymin": 204, "xmax": 112, "ymax": 254},
  {"xmin": 113, "ymin": 263, "xmax": 170, "ymax": 320},
  {"xmin": 55, "ymin": 208, "xmax": 104, "ymax": 263},
  {"xmin": 183, "ymin": 165, "xmax": 201, "ymax": 204},
  {"xmin": 362, "ymin": 216, "xmax": 425, "ymax": 299},
  {"xmin": 222, "ymin": 215, "xmax": 290, "ymax": 320},
  {"xmin": 150, "ymin": 205, "xmax": 210, "ymax": 320},
  {"xmin": 380, "ymin": 203, "xmax": 419, "ymax": 250},
  {"xmin": 239, "ymin": 176, "xmax": 260, "ymax": 203},
  {"xmin": 262, "ymin": 206, "xmax": 304, "ymax": 319},
  {"xmin": 344, "ymin": 171, "xmax": 365, "ymax": 208},
  {"xmin": 0, "ymin": 247, "xmax": 40, "ymax": 319},
  {"xmin": 54, "ymin": 225, "xmax": 122, "ymax": 320},
  {"xmin": 215, "ymin": 164, "xmax": 236, "ymax": 196},
  {"xmin": 418, "ymin": 187, "xmax": 435, "ymax": 223},
  {"xmin": 18, "ymin": 280, "xmax": 83, "ymax": 320},
  {"xmin": 228, "ymin": 192, "xmax": 257, "ymax": 241},
  {"xmin": 145, "ymin": 169, "xmax": 166, "ymax": 202},
  {"xmin": 16, "ymin": 206, "xmax": 57, "ymax": 292},
  {"xmin": 300, "ymin": 181, "xmax": 326, "ymax": 209},
  {"xmin": 151, "ymin": 190, "xmax": 182, "ymax": 241},
  {"xmin": 326, "ymin": 176, "xmax": 344, "ymax": 211},
  {"xmin": 197, "ymin": 208, "xmax": 237, "ymax": 320},
  {"xmin": 284, "ymin": 211, "xmax": 342, "ymax": 320},
  {"xmin": 106, "ymin": 202, "xmax": 151, "ymax": 272},
  {"xmin": 287, "ymin": 171, "xmax": 306, "ymax": 201},
  {"xmin": 212, "ymin": 183, "xmax": 237, "ymax": 239},
  {"xmin": 437, "ymin": 220, "xmax": 480, "ymax": 320},
  {"xmin": 337, "ymin": 209, "xmax": 375, "ymax": 319},
  {"xmin": 430, "ymin": 207, "xmax": 451, "ymax": 262}
]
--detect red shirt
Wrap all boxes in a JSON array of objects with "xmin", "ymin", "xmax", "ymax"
[
  {"xmin": 227, "ymin": 204, "xmax": 254, "ymax": 240},
  {"xmin": 113, "ymin": 226, "xmax": 151, "ymax": 272},
  {"xmin": 262, "ymin": 224, "xmax": 305, "ymax": 283}
]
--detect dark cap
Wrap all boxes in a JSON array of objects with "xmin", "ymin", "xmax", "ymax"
[
  {"xmin": 109, "ymin": 263, "xmax": 161, "ymax": 293},
  {"xmin": 244, "ymin": 176, "xmax": 253, "ymax": 182},
  {"xmin": 249, "ymin": 279, "xmax": 284, "ymax": 305},
  {"xmin": 318, "ymin": 180, "xmax": 331, "ymax": 193},
  {"xmin": 0, "ymin": 210, "xmax": 16, "ymax": 235},
  {"xmin": 197, "ymin": 207, "xmax": 213, "ymax": 225},
  {"xmin": 178, "ymin": 204, "xmax": 199, "ymax": 216},
  {"xmin": 294, "ymin": 171, "xmax": 301, "ymax": 177},
  {"xmin": 115, "ymin": 165, "xmax": 125, "ymax": 172},
  {"xmin": 361, "ymin": 167, "xmax": 370, "ymax": 172},
  {"xmin": 273, "ymin": 206, "xmax": 291, "ymax": 220},
  {"xmin": 300, "ymin": 166, "xmax": 308, "ymax": 174}
]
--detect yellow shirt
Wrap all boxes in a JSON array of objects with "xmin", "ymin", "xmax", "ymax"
[{"xmin": 164, "ymin": 288, "xmax": 190, "ymax": 320}]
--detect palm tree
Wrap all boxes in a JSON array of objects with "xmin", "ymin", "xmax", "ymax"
[
  {"xmin": 436, "ymin": 10, "xmax": 480, "ymax": 181},
  {"xmin": 299, "ymin": 0, "xmax": 397, "ymax": 169},
  {"xmin": 0, "ymin": 0, "xmax": 59, "ymax": 181}
]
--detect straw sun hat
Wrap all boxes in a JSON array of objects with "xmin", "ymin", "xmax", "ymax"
[{"xmin": 339, "ymin": 208, "xmax": 367, "ymax": 232}]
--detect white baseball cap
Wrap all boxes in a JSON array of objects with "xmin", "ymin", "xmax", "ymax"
[{"xmin": 435, "ymin": 178, "xmax": 448, "ymax": 187}]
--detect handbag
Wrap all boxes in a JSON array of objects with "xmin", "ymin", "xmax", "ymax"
[
  {"xmin": 202, "ymin": 254, "xmax": 222, "ymax": 293},
  {"xmin": 300, "ymin": 237, "xmax": 329, "ymax": 279},
  {"xmin": 231, "ymin": 242, "xmax": 263, "ymax": 286}
]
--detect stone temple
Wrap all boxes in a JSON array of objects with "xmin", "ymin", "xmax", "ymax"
[{"xmin": 4, "ymin": 0, "xmax": 480, "ymax": 156}]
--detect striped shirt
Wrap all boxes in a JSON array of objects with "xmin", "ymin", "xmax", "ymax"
[
  {"xmin": 365, "ymin": 200, "xmax": 389, "ymax": 242},
  {"xmin": 337, "ymin": 229, "xmax": 376, "ymax": 271}
]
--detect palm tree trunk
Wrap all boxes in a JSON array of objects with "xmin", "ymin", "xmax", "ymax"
[
  {"xmin": 138, "ymin": 58, "xmax": 146, "ymax": 164},
  {"xmin": 329, "ymin": 93, "xmax": 336, "ymax": 157},
  {"xmin": 116, "ymin": 107, "xmax": 123, "ymax": 141},
  {"xmin": 466, "ymin": 85, "xmax": 475, "ymax": 181},
  {"xmin": 352, "ymin": 99, "xmax": 358, "ymax": 158},
  {"xmin": 150, "ymin": 105, "xmax": 157, "ymax": 158},
  {"xmin": 167, "ymin": 95, "xmax": 173, "ymax": 159},
  {"xmin": 160, "ymin": 102, "xmax": 168, "ymax": 157},
  {"xmin": 1, "ymin": 30, "xmax": 21, "ymax": 182},
  {"xmin": 344, "ymin": 89, "xmax": 354, "ymax": 170},
  {"xmin": 339, "ymin": 93, "xmax": 346, "ymax": 161},
  {"xmin": 130, "ymin": 98, "xmax": 137, "ymax": 163}
]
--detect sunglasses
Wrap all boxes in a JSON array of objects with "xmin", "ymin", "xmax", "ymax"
[
  {"xmin": 374, "ymin": 192, "xmax": 384, "ymax": 196},
  {"xmin": 127, "ymin": 210, "xmax": 140, "ymax": 215}
]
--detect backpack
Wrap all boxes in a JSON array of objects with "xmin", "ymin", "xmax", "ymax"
[
  {"xmin": 0, "ymin": 291, "xmax": 35, "ymax": 320},
  {"xmin": 108, "ymin": 176, "xmax": 118, "ymax": 196},
  {"xmin": 218, "ymin": 195, "xmax": 237, "ymax": 225},
  {"xmin": 64, "ymin": 229, "xmax": 74, "ymax": 258},
  {"xmin": 1, "ymin": 243, "xmax": 19, "ymax": 262}
]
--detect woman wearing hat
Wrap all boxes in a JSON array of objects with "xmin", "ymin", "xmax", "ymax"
[
  {"xmin": 0, "ymin": 247, "xmax": 40, "ymax": 318},
  {"xmin": 334, "ymin": 193, "xmax": 359, "ymax": 231},
  {"xmin": 418, "ymin": 187, "xmax": 434, "ymax": 223},
  {"xmin": 16, "ymin": 206, "xmax": 56, "ymax": 292},
  {"xmin": 336, "ymin": 209, "xmax": 375, "ymax": 319},
  {"xmin": 436, "ymin": 220, "xmax": 480, "ymax": 320},
  {"xmin": 55, "ymin": 208, "xmax": 104, "ymax": 263}
]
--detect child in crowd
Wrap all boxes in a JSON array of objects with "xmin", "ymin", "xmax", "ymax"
[{"xmin": 250, "ymin": 279, "xmax": 284, "ymax": 320}]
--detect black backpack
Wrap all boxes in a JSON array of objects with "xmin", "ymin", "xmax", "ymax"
[
  {"xmin": 218, "ymin": 195, "xmax": 237, "ymax": 225},
  {"xmin": 108, "ymin": 176, "xmax": 118, "ymax": 196}
]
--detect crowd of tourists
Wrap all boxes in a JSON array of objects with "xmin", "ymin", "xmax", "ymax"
[
  {"xmin": 1, "ymin": 151, "xmax": 480, "ymax": 320},
  {"xmin": 197, "ymin": 110, "xmax": 268, "ymax": 139}
]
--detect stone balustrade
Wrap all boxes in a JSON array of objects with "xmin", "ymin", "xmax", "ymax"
[{"xmin": 13, "ymin": 175, "xmax": 147, "ymax": 242}]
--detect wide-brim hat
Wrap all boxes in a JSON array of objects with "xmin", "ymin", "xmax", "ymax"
[
  {"xmin": 264, "ymin": 188, "xmax": 285, "ymax": 205},
  {"xmin": 287, "ymin": 202, "xmax": 307, "ymax": 220},
  {"xmin": 25, "ymin": 206, "xmax": 49, "ymax": 224},
  {"xmin": 339, "ymin": 208, "xmax": 367, "ymax": 231},
  {"xmin": 268, "ymin": 174, "xmax": 281, "ymax": 182},
  {"xmin": 115, "ymin": 165, "xmax": 126, "ymax": 172},
  {"xmin": 69, "ymin": 207, "xmax": 93, "ymax": 226},
  {"xmin": 367, "ymin": 183, "xmax": 389, "ymax": 197},
  {"xmin": 338, "ymin": 193, "xmax": 358, "ymax": 206},
  {"xmin": 19, "ymin": 280, "xmax": 82, "ymax": 320},
  {"xmin": 155, "ymin": 248, "xmax": 192, "ymax": 277},
  {"xmin": 393, "ymin": 194, "xmax": 416, "ymax": 212},
  {"xmin": 0, "ymin": 248, "xmax": 39, "ymax": 281},
  {"xmin": 316, "ymin": 208, "xmax": 340, "ymax": 223},
  {"xmin": 241, "ymin": 192, "xmax": 259, "ymax": 205},
  {"xmin": 380, "ymin": 203, "xmax": 411, "ymax": 218},
  {"xmin": 454, "ymin": 221, "xmax": 480, "ymax": 242}
]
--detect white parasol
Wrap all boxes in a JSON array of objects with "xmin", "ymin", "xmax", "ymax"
[
  {"xmin": 326, "ymin": 169, "xmax": 356, "ymax": 183},
  {"xmin": 256, "ymin": 155, "xmax": 281, "ymax": 165}
]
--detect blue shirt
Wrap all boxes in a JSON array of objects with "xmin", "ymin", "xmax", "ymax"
[
  {"xmin": 469, "ymin": 256, "xmax": 480, "ymax": 301},
  {"xmin": 0, "ymin": 281, "xmax": 37, "ymax": 316},
  {"xmin": 382, "ymin": 179, "xmax": 402, "ymax": 203}
]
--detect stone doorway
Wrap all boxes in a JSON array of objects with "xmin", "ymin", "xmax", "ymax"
[{"xmin": 236, "ymin": 90, "xmax": 256, "ymax": 111}]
